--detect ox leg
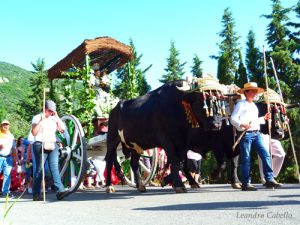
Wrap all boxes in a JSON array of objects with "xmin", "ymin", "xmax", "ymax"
[
  {"xmin": 130, "ymin": 151, "xmax": 146, "ymax": 192},
  {"xmin": 105, "ymin": 140, "xmax": 120, "ymax": 193},
  {"xmin": 182, "ymin": 158, "xmax": 200, "ymax": 189},
  {"xmin": 113, "ymin": 158, "xmax": 126, "ymax": 185},
  {"xmin": 169, "ymin": 163, "xmax": 187, "ymax": 193},
  {"xmin": 230, "ymin": 155, "xmax": 241, "ymax": 189},
  {"xmin": 211, "ymin": 158, "xmax": 226, "ymax": 181}
]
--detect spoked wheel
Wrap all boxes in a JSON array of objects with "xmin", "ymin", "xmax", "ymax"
[
  {"xmin": 118, "ymin": 148, "xmax": 158, "ymax": 188},
  {"xmin": 56, "ymin": 115, "xmax": 87, "ymax": 195}
]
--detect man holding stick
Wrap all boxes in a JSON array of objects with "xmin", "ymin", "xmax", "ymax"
[
  {"xmin": 230, "ymin": 82, "xmax": 282, "ymax": 191},
  {"xmin": 31, "ymin": 100, "xmax": 67, "ymax": 201}
]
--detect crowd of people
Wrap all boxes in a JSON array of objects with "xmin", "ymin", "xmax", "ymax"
[{"xmin": 0, "ymin": 81, "xmax": 288, "ymax": 201}]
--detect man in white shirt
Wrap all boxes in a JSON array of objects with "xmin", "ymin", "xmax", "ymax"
[
  {"xmin": 230, "ymin": 82, "xmax": 282, "ymax": 191},
  {"xmin": 31, "ymin": 100, "xmax": 67, "ymax": 201}
]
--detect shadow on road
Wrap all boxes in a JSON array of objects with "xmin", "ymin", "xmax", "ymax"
[{"xmin": 132, "ymin": 199, "xmax": 300, "ymax": 211}]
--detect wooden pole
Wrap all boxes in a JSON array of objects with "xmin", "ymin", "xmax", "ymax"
[
  {"xmin": 263, "ymin": 46, "xmax": 273, "ymax": 170},
  {"xmin": 42, "ymin": 88, "xmax": 46, "ymax": 202}
]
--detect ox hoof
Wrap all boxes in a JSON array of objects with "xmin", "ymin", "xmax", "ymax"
[
  {"xmin": 231, "ymin": 183, "xmax": 242, "ymax": 189},
  {"xmin": 160, "ymin": 179, "xmax": 166, "ymax": 188},
  {"xmin": 190, "ymin": 183, "xmax": 201, "ymax": 189},
  {"xmin": 138, "ymin": 186, "xmax": 147, "ymax": 192},
  {"xmin": 175, "ymin": 187, "xmax": 188, "ymax": 193},
  {"xmin": 106, "ymin": 186, "xmax": 115, "ymax": 193}
]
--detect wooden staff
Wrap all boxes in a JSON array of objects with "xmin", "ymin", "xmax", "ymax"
[
  {"xmin": 41, "ymin": 88, "xmax": 46, "ymax": 202},
  {"xmin": 263, "ymin": 46, "xmax": 273, "ymax": 170},
  {"xmin": 270, "ymin": 57, "xmax": 300, "ymax": 183},
  {"xmin": 41, "ymin": 88, "xmax": 50, "ymax": 202}
]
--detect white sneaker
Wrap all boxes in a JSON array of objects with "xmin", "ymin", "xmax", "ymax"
[{"xmin": 28, "ymin": 188, "xmax": 32, "ymax": 194}]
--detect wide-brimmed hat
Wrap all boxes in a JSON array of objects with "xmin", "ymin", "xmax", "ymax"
[
  {"xmin": 237, "ymin": 82, "xmax": 264, "ymax": 94},
  {"xmin": 1, "ymin": 119, "xmax": 10, "ymax": 125},
  {"xmin": 45, "ymin": 100, "xmax": 56, "ymax": 111}
]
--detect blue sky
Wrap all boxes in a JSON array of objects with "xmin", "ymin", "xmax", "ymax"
[{"xmin": 0, "ymin": 0, "xmax": 297, "ymax": 89}]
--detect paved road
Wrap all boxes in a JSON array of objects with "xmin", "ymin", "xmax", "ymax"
[{"xmin": 1, "ymin": 184, "xmax": 300, "ymax": 225}]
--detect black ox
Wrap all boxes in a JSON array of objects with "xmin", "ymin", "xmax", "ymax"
[{"xmin": 105, "ymin": 80, "xmax": 225, "ymax": 193}]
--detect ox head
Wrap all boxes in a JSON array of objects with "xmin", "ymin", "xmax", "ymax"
[
  {"xmin": 177, "ymin": 79, "xmax": 225, "ymax": 131},
  {"xmin": 257, "ymin": 102, "xmax": 288, "ymax": 140},
  {"xmin": 257, "ymin": 89, "xmax": 290, "ymax": 140}
]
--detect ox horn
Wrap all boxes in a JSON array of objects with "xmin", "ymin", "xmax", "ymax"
[
  {"xmin": 285, "ymin": 103, "xmax": 300, "ymax": 109},
  {"xmin": 176, "ymin": 81, "xmax": 191, "ymax": 91}
]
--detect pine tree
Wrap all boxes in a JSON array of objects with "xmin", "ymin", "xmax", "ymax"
[
  {"xmin": 113, "ymin": 39, "xmax": 151, "ymax": 99},
  {"xmin": 287, "ymin": 1, "xmax": 300, "ymax": 63},
  {"xmin": 212, "ymin": 8, "xmax": 240, "ymax": 84},
  {"xmin": 245, "ymin": 30, "xmax": 264, "ymax": 85},
  {"xmin": 30, "ymin": 58, "xmax": 50, "ymax": 111},
  {"xmin": 262, "ymin": 0, "xmax": 291, "ymax": 49},
  {"xmin": 234, "ymin": 50, "xmax": 248, "ymax": 88},
  {"xmin": 160, "ymin": 41, "xmax": 186, "ymax": 83},
  {"xmin": 262, "ymin": 0, "xmax": 295, "ymax": 98},
  {"xmin": 16, "ymin": 58, "xmax": 50, "ymax": 121},
  {"xmin": 191, "ymin": 54, "xmax": 203, "ymax": 78}
]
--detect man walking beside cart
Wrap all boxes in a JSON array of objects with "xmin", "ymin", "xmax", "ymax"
[{"xmin": 31, "ymin": 100, "xmax": 68, "ymax": 201}]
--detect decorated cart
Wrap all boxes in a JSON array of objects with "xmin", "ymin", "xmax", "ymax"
[{"xmin": 48, "ymin": 37, "xmax": 159, "ymax": 195}]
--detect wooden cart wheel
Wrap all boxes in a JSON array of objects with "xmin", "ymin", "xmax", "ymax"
[
  {"xmin": 56, "ymin": 115, "xmax": 87, "ymax": 194},
  {"xmin": 118, "ymin": 148, "xmax": 158, "ymax": 188}
]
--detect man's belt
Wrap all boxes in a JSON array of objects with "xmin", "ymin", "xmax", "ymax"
[
  {"xmin": 245, "ymin": 130, "xmax": 259, "ymax": 133},
  {"xmin": 0, "ymin": 154, "xmax": 11, "ymax": 158}
]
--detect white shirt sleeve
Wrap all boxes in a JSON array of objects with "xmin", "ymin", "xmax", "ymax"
[{"xmin": 230, "ymin": 101, "xmax": 243, "ymax": 130}]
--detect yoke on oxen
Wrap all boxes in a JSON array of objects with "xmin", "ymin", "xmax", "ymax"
[{"xmin": 191, "ymin": 74, "xmax": 227, "ymax": 118}]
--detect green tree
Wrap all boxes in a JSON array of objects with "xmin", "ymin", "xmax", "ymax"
[
  {"xmin": 160, "ymin": 41, "xmax": 186, "ymax": 83},
  {"xmin": 113, "ymin": 39, "xmax": 151, "ymax": 99},
  {"xmin": 16, "ymin": 58, "xmax": 50, "ymax": 122},
  {"xmin": 191, "ymin": 54, "xmax": 203, "ymax": 78},
  {"xmin": 212, "ymin": 7, "xmax": 240, "ymax": 84},
  {"xmin": 30, "ymin": 58, "xmax": 50, "ymax": 111},
  {"xmin": 234, "ymin": 50, "xmax": 248, "ymax": 87},
  {"xmin": 245, "ymin": 30, "xmax": 264, "ymax": 85},
  {"xmin": 287, "ymin": 1, "xmax": 300, "ymax": 64},
  {"xmin": 263, "ymin": 0, "xmax": 299, "ymax": 101}
]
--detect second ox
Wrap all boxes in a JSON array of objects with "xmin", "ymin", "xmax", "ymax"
[{"xmin": 105, "ymin": 80, "xmax": 226, "ymax": 193}]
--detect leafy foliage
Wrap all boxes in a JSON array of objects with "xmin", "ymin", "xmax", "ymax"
[
  {"xmin": 113, "ymin": 39, "xmax": 151, "ymax": 99},
  {"xmin": 58, "ymin": 63, "xmax": 96, "ymax": 138}
]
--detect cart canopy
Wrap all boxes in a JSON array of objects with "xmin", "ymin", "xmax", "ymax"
[{"xmin": 48, "ymin": 36, "xmax": 133, "ymax": 80}]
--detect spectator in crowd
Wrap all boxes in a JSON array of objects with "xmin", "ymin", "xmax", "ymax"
[
  {"xmin": 31, "ymin": 100, "xmax": 67, "ymax": 201},
  {"xmin": 187, "ymin": 150, "xmax": 202, "ymax": 185},
  {"xmin": 16, "ymin": 136, "xmax": 26, "ymax": 192},
  {"xmin": 258, "ymin": 134, "xmax": 286, "ymax": 184},
  {"xmin": 0, "ymin": 120, "xmax": 17, "ymax": 198}
]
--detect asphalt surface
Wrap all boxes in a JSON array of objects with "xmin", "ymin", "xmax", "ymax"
[{"xmin": 1, "ymin": 184, "xmax": 300, "ymax": 225}]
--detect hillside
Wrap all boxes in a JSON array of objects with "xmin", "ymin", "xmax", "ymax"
[
  {"xmin": 0, "ymin": 61, "xmax": 33, "ymax": 113},
  {"xmin": 0, "ymin": 61, "xmax": 33, "ymax": 137}
]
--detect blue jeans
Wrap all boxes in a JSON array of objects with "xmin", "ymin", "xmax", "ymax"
[
  {"xmin": 0, "ymin": 156, "xmax": 13, "ymax": 194},
  {"xmin": 32, "ymin": 142, "xmax": 64, "ymax": 196},
  {"xmin": 239, "ymin": 131, "xmax": 274, "ymax": 185}
]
